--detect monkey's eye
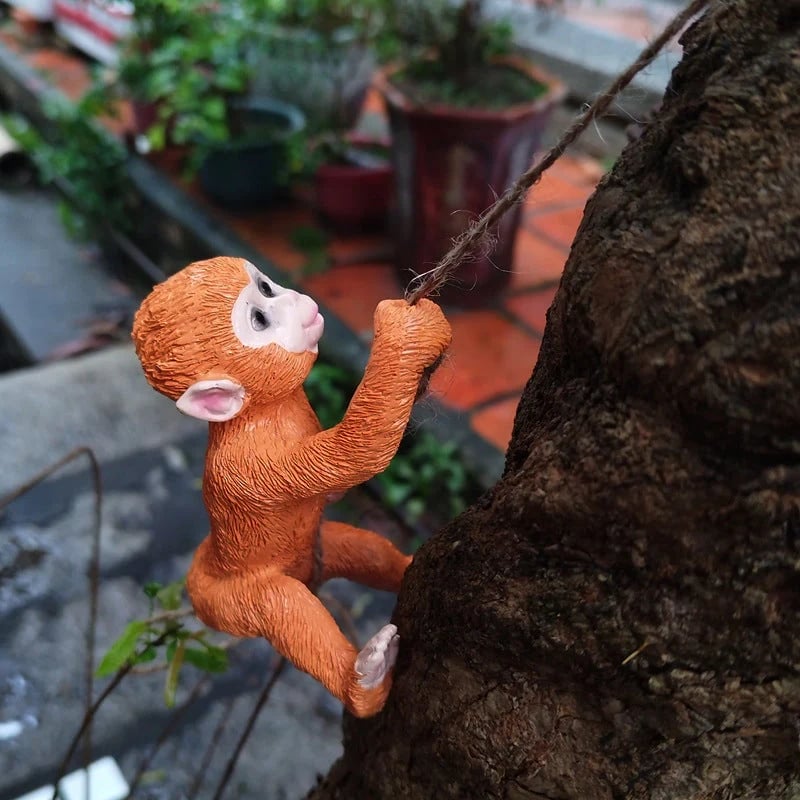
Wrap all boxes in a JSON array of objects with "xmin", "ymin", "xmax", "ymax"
[
  {"xmin": 258, "ymin": 279, "xmax": 274, "ymax": 298},
  {"xmin": 250, "ymin": 307, "xmax": 270, "ymax": 332}
]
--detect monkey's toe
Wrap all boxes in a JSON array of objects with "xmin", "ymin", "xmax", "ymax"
[{"xmin": 355, "ymin": 624, "xmax": 399, "ymax": 689}]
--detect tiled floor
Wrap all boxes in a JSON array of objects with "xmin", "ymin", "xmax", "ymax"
[{"xmin": 0, "ymin": 22, "xmax": 603, "ymax": 456}]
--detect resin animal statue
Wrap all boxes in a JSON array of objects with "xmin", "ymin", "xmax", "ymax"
[{"xmin": 132, "ymin": 257, "xmax": 451, "ymax": 717}]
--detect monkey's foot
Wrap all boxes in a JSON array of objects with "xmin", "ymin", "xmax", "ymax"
[{"xmin": 355, "ymin": 624, "xmax": 399, "ymax": 689}]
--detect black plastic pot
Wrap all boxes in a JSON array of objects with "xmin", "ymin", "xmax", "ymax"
[{"xmin": 198, "ymin": 98, "xmax": 305, "ymax": 211}]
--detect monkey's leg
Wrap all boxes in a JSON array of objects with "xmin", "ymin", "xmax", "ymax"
[
  {"xmin": 320, "ymin": 520, "xmax": 412, "ymax": 593},
  {"xmin": 189, "ymin": 566, "xmax": 397, "ymax": 718}
]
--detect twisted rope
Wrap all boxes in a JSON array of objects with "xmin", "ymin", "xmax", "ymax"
[{"xmin": 405, "ymin": 0, "xmax": 710, "ymax": 304}]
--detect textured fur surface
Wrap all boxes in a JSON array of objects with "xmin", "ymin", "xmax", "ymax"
[{"xmin": 132, "ymin": 257, "xmax": 451, "ymax": 716}]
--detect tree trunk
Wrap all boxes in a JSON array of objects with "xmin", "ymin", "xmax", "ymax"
[{"xmin": 310, "ymin": 2, "xmax": 800, "ymax": 797}]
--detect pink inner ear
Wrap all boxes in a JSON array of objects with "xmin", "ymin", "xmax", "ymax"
[
  {"xmin": 200, "ymin": 388, "xmax": 236, "ymax": 415},
  {"xmin": 177, "ymin": 379, "xmax": 245, "ymax": 422}
]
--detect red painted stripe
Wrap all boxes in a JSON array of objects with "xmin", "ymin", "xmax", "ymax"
[{"xmin": 54, "ymin": 1, "xmax": 129, "ymax": 44}]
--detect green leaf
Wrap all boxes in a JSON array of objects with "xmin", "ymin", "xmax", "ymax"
[
  {"xmin": 156, "ymin": 579, "xmax": 185, "ymax": 610},
  {"xmin": 383, "ymin": 482, "xmax": 412, "ymax": 506},
  {"xmin": 164, "ymin": 639, "xmax": 185, "ymax": 708},
  {"xmin": 136, "ymin": 646, "xmax": 158, "ymax": 664},
  {"xmin": 96, "ymin": 620, "xmax": 149, "ymax": 677},
  {"xmin": 143, "ymin": 582, "xmax": 162, "ymax": 599},
  {"xmin": 184, "ymin": 645, "xmax": 229, "ymax": 673},
  {"xmin": 290, "ymin": 225, "xmax": 328, "ymax": 252},
  {"xmin": 407, "ymin": 498, "xmax": 425, "ymax": 521},
  {"xmin": 147, "ymin": 123, "xmax": 167, "ymax": 152}
]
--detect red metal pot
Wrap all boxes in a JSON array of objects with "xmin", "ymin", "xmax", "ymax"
[{"xmin": 377, "ymin": 59, "xmax": 566, "ymax": 307}]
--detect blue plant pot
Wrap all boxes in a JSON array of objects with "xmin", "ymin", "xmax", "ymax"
[{"xmin": 198, "ymin": 98, "xmax": 305, "ymax": 212}]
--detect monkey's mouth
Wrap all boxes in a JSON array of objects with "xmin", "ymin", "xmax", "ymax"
[{"xmin": 303, "ymin": 310, "xmax": 325, "ymax": 347}]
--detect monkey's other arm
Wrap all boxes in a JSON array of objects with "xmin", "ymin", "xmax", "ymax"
[{"xmin": 276, "ymin": 299, "xmax": 451, "ymax": 499}]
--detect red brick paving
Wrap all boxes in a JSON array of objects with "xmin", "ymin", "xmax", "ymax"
[
  {"xmin": 507, "ymin": 287, "xmax": 559, "ymax": 335},
  {"xmin": 6, "ymin": 32, "xmax": 603, "ymax": 459},
  {"xmin": 471, "ymin": 397, "xmax": 521, "ymax": 452},
  {"xmin": 511, "ymin": 228, "xmax": 569, "ymax": 290},
  {"xmin": 304, "ymin": 262, "xmax": 401, "ymax": 337},
  {"xmin": 430, "ymin": 311, "xmax": 541, "ymax": 410},
  {"xmin": 527, "ymin": 206, "xmax": 587, "ymax": 249}
]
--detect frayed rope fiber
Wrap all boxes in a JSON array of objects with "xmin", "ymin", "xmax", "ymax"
[{"xmin": 405, "ymin": 0, "xmax": 710, "ymax": 305}]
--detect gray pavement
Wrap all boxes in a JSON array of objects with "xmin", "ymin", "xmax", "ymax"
[{"xmin": 0, "ymin": 348, "xmax": 401, "ymax": 800}]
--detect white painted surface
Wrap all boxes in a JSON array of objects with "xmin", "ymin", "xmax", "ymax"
[
  {"xmin": 0, "ymin": 720, "xmax": 24, "ymax": 740},
  {"xmin": 59, "ymin": 757, "xmax": 129, "ymax": 800},
  {"xmin": 12, "ymin": 757, "xmax": 130, "ymax": 800},
  {"xmin": 12, "ymin": 786, "xmax": 56, "ymax": 800},
  {"xmin": 5, "ymin": 0, "xmax": 55, "ymax": 21}
]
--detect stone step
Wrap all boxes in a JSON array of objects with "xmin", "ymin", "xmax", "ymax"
[{"xmin": 0, "ymin": 185, "xmax": 137, "ymax": 370}]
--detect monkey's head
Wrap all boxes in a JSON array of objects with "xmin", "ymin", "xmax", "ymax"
[{"xmin": 132, "ymin": 257, "xmax": 324, "ymax": 421}]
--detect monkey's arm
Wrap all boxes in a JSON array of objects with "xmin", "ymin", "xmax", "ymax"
[{"xmin": 276, "ymin": 299, "xmax": 450, "ymax": 498}]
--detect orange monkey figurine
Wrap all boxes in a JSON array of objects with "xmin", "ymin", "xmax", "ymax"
[{"xmin": 132, "ymin": 257, "xmax": 451, "ymax": 718}]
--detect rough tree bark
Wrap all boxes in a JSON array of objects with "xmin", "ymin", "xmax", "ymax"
[{"xmin": 310, "ymin": 2, "xmax": 800, "ymax": 797}]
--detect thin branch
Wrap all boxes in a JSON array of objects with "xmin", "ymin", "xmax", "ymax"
[
  {"xmin": 187, "ymin": 693, "xmax": 240, "ymax": 800},
  {"xmin": 210, "ymin": 657, "xmax": 288, "ymax": 800},
  {"xmin": 405, "ymin": 0, "xmax": 710, "ymax": 304},
  {"xmin": 51, "ymin": 665, "xmax": 131, "ymax": 800},
  {"xmin": 83, "ymin": 450, "xmax": 102, "ymax": 800},
  {"xmin": 0, "ymin": 447, "xmax": 105, "ymax": 800},
  {"xmin": 320, "ymin": 591, "xmax": 362, "ymax": 649},
  {"xmin": 124, "ymin": 675, "xmax": 210, "ymax": 799},
  {"xmin": 144, "ymin": 607, "xmax": 195, "ymax": 626},
  {"xmin": 0, "ymin": 446, "xmax": 99, "ymax": 511},
  {"xmin": 50, "ymin": 633, "xmax": 170, "ymax": 800}
]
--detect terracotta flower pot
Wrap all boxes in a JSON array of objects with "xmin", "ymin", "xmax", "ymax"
[{"xmin": 376, "ymin": 59, "xmax": 566, "ymax": 307}]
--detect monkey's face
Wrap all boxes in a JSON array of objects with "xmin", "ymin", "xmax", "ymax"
[
  {"xmin": 231, "ymin": 261, "xmax": 324, "ymax": 355},
  {"xmin": 133, "ymin": 257, "xmax": 324, "ymax": 421}
]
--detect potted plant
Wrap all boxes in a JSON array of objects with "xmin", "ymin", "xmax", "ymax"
[
  {"xmin": 376, "ymin": 0, "xmax": 567, "ymax": 306},
  {"xmin": 115, "ymin": 0, "xmax": 246, "ymax": 160},
  {"xmin": 308, "ymin": 131, "xmax": 394, "ymax": 232},
  {"xmin": 196, "ymin": 97, "xmax": 306, "ymax": 211},
  {"xmin": 115, "ymin": 0, "xmax": 306, "ymax": 210},
  {"xmin": 243, "ymin": 0, "xmax": 389, "ymax": 133}
]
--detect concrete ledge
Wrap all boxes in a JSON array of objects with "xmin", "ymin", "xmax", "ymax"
[
  {"xmin": 0, "ymin": 344, "xmax": 204, "ymax": 496},
  {"xmin": 487, "ymin": 0, "xmax": 678, "ymax": 120}
]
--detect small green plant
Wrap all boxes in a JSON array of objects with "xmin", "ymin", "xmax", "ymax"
[
  {"xmin": 290, "ymin": 225, "xmax": 330, "ymax": 275},
  {"xmin": 120, "ymin": 0, "xmax": 252, "ymax": 155},
  {"xmin": 377, "ymin": 432, "xmax": 473, "ymax": 522},
  {"xmin": 97, "ymin": 579, "xmax": 229, "ymax": 707},
  {"xmin": 4, "ymin": 89, "xmax": 132, "ymax": 239},
  {"xmin": 255, "ymin": 0, "xmax": 390, "ymax": 38},
  {"xmin": 304, "ymin": 360, "xmax": 356, "ymax": 428},
  {"xmin": 385, "ymin": 0, "xmax": 545, "ymax": 108}
]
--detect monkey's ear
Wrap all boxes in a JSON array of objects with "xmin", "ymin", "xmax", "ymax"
[{"xmin": 176, "ymin": 379, "xmax": 245, "ymax": 422}]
